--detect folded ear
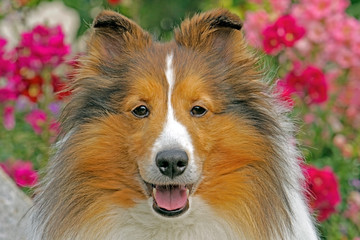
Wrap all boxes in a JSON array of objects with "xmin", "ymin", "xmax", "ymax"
[
  {"xmin": 88, "ymin": 10, "xmax": 152, "ymax": 58},
  {"xmin": 174, "ymin": 9, "xmax": 243, "ymax": 55}
]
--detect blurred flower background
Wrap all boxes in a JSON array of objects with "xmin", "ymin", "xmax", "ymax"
[{"xmin": 0, "ymin": 0, "xmax": 359, "ymax": 239}]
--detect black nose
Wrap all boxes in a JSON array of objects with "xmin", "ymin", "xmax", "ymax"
[{"xmin": 156, "ymin": 150, "xmax": 188, "ymax": 178}]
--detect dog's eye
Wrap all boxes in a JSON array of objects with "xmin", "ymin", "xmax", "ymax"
[
  {"xmin": 132, "ymin": 105, "xmax": 150, "ymax": 118},
  {"xmin": 190, "ymin": 106, "xmax": 207, "ymax": 117}
]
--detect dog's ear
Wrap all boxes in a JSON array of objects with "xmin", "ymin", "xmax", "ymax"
[
  {"xmin": 88, "ymin": 10, "xmax": 151, "ymax": 58},
  {"xmin": 174, "ymin": 9, "xmax": 243, "ymax": 55}
]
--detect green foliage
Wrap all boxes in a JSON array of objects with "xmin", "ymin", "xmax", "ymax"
[
  {"xmin": 0, "ymin": 111, "xmax": 48, "ymax": 170},
  {"xmin": 347, "ymin": 2, "xmax": 360, "ymax": 19}
]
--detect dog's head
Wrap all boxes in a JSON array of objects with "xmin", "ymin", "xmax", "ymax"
[{"xmin": 36, "ymin": 9, "xmax": 295, "ymax": 239}]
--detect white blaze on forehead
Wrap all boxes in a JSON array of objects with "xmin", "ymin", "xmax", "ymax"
[
  {"xmin": 165, "ymin": 53, "xmax": 175, "ymax": 96},
  {"xmin": 152, "ymin": 53, "xmax": 194, "ymax": 156}
]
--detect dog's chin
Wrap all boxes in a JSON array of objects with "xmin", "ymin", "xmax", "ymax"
[{"xmin": 143, "ymin": 181, "xmax": 194, "ymax": 218}]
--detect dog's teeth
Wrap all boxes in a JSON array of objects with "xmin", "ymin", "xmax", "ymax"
[
  {"xmin": 186, "ymin": 188, "xmax": 189, "ymax": 197},
  {"xmin": 153, "ymin": 187, "xmax": 156, "ymax": 196}
]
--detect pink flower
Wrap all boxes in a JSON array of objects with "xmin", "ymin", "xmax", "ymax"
[
  {"xmin": 344, "ymin": 191, "xmax": 360, "ymax": 227},
  {"xmin": 16, "ymin": 25, "xmax": 70, "ymax": 73},
  {"xmin": 306, "ymin": 21, "xmax": 328, "ymax": 44},
  {"xmin": 0, "ymin": 160, "xmax": 38, "ymax": 187},
  {"xmin": 301, "ymin": 0, "xmax": 334, "ymax": 20},
  {"xmin": 322, "ymin": 41, "xmax": 340, "ymax": 64},
  {"xmin": 335, "ymin": 47, "xmax": 360, "ymax": 68},
  {"xmin": 335, "ymin": 70, "xmax": 360, "ymax": 128},
  {"xmin": 49, "ymin": 120, "xmax": 60, "ymax": 136},
  {"xmin": 25, "ymin": 109, "xmax": 47, "ymax": 134},
  {"xmin": 269, "ymin": 0, "xmax": 290, "ymax": 15},
  {"xmin": 12, "ymin": 161, "xmax": 38, "ymax": 187},
  {"xmin": 291, "ymin": 39, "xmax": 313, "ymax": 60},
  {"xmin": 0, "ymin": 39, "xmax": 17, "ymax": 102},
  {"xmin": 328, "ymin": 15, "xmax": 360, "ymax": 43},
  {"xmin": 303, "ymin": 165, "xmax": 341, "ymax": 222},
  {"xmin": 304, "ymin": 113, "xmax": 316, "ymax": 124},
  {"xmin": 300, "ymin": 0, "xmax": 349, "ymax": 20},
  {"xmin": 0, "ymin": 88, "xmax": 17, "ymax": 102},
  {"xmin": 3, "ymin": 106, "xmax": 15, "ymax": 130},
  {"xmin": 244, "ymin": 11, "xmax": 270, "ymax": 48},
  {"xmin": 333, "ymin": 134, "xmax": 347, "ymax": 149},
  {"xmin": 49, "ymin": 120, "xmax": 61, "ymax": 143},
  {"xmin": 0, "ymin": 38, "xmax": 6, "ymax": 48},
  {"xmin": 0, "ymin": 38, "xmax": 15, "ymax": 78},
  {"xmin": 351, "ymin": 37, "xmax": 360, "ymax": 56}
]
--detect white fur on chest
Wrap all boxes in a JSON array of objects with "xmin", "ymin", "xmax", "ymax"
[{"xmin": 74, "ymin": 197, "xmax": 241, "ymax": 240}]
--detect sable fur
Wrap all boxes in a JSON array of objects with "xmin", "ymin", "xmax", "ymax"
[{"xmin": 28, "ymin": 9, "xmax": 318, "ymax": 240}]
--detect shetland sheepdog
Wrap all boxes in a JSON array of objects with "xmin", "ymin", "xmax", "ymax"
[{"xmin": 29, "ymin": 9, "xmax": 318, "ymax": 240}]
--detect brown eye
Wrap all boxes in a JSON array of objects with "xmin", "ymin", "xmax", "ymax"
[
  {"xmin": 190, "ymin": 106, "xmax": 207, "ymax": 117},
  {"xmin": 132, "ymin": 105, "xmax": 150, "ymax": 118}
]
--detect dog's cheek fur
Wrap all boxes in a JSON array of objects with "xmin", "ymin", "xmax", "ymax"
[
  {"xmin": 41, "ymin": 114, "xmax": 158, "ymax": 237},
  {"xmin": 72, "ymin": 116, "xmax": 146, "ymax": 206},
  {"xmin": 194, "ymin": 115, "xmax": 288, "ymax": 239},
  {"xmin": 29, "ymin": 117, "xmax": 140, "ymax": 239}
]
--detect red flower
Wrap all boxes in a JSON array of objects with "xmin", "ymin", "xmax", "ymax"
[
  {"xmin": 303, "ymin": 165, "xmax": 341, "ymax": 222},
  {"xmin": 284, "ymin": 70, "xmax": 307, "ymax": 94},
  {"xmin": 108, "ymin": 0, "xmax": 122, "ymax": 5},
  {"xmin": 0, "ymin": 160, "xmax": 38, "ymax": 187},
  {"xmin": 17, "ymin": 74, "xmax": 71, "ymax": 102},
  {"xmin": 3, "ymin": 106, "xmax": 15, "ymax": 130},
  {"xmin": 302, "ymin": 66, "xmax": 328, "ymax": 104},
  {"xmin": 52, "ymin": 74, "xmax": 71, "ymax": 100},
  {"xmin": 262, "ymin": 15, "xmax": 305, "ymax": 54},
  {"xmin": 274, "ymin": 15, "xmax": 305, "ymax": 47},
  {"xmin": 283, "ymin": 65, "xmax": 328, "ymax": 104},
  {"xmin": 19, "ymin": 75, "xmax": 44, "ymax": 103},
  {"xmin": 263, "ymin": 25, "xmax": 282, "ymax": 54},
  {"xmin": 12, "ymin": 161, "xmax": 38, "ymax": 187}
]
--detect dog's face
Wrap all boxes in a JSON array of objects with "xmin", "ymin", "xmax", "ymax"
[
  {"xmin": 49, "ymin": 9, "xmax": 293, "ymax": 239},
  {"xmin": 63, "ymin": 10, "xmax": 278, "ymax": 215}
]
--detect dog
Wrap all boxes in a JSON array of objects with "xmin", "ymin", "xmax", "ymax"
[{"xmin": 28, "ymin": 9, "xmax": 318, "ymax": 240}]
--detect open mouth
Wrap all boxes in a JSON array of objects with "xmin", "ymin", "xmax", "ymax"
[{"xmin": 145, "ymin": 183, "xmax": 193, "ymax": 217}]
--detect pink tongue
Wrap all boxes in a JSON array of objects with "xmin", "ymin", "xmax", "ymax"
[{"xmin": 154, "ymin": 185, "xmax": 187, "ymax": 211}]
